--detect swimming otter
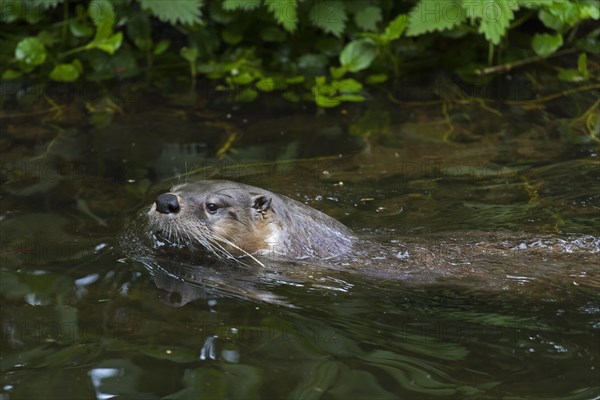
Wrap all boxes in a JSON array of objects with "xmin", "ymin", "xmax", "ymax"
[
  {"xmin": 132, "ymin": 179, "xmax": 600, "ymax": 300},
  {"xmin": 147, "ymin": 180, "xmax": 356, "ymax": 261}
]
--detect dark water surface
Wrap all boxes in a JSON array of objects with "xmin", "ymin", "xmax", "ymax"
[{"xmin": 1, "ymin": 89, "xmax": 599, "ymax": 399}]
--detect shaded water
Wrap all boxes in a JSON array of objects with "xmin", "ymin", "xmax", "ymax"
[{"xmin": 1, "ymin": 88, "xmax": 599, "ymax": 399}]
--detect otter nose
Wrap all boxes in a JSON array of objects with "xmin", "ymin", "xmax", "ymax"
[{"xmin": 155, "ymin": 193, "xmax": 180, "ymax": 214}]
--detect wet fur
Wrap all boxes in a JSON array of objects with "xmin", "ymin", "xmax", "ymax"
[{"xmin": 146, "ymin": 180, "xmax": 356, "ymax": 261}]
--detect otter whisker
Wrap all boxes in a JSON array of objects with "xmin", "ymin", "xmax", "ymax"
[{"xmin": 210, "ymin": 233, "xmax": 266, "ymax": 268}]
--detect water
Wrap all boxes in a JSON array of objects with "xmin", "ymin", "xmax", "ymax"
[{"xmin": 1, "ymin": 87, "xmax": 599, "ymax": 399}]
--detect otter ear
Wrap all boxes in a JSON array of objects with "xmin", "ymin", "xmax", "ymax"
[{"xmin": 252, "ymin": 195, "xmax": 272, "ymax": 214}]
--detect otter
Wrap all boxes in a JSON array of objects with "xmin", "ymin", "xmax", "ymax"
[
  {"xmin": 130, "ymin": 179, "xmax": 600, "ymax": 301},
  {"xmin": 146, "ymin": 180, "xmax": 356, "ymax": 262}
]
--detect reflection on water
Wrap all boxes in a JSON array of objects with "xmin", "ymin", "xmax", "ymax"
[{"xmin": 1, "ymin": 89, "xmax": 599, "ymax": 399}]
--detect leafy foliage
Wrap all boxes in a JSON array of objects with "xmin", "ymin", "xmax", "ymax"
[
  {"xmin": 464, "ymin": 0, "xmax": 519, "ymax": 45},
  {"xmin": 309, "ymin": 1, "xmax": 347, "ymax": 37},
  {"xmin": 406, "ymin": 0, "xmax": 465, "ymax": 36},
  {"xmin": 265, "ymin": 0, "xmax": 298, "ymax": 32},
  {"xmin": 138, "ymin": 0, "xmax": 203, "ymax": 25},
  {"xmin": 1, "ymin": 0, "xmax": 598, "ymax": 108}
]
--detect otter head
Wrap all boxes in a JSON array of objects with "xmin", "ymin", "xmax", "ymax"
[{"xmin": 147, "ymin": 181, "xmax": 281, "ymax": 259}]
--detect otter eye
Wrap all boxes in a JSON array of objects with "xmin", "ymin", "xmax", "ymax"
[{"xmin": 206, "ymin": 203, "xmax": 219, "ymax": 213}]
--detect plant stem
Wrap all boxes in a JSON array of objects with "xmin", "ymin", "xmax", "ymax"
[{"xmin": 475, "ymin": 48, "xmax": 576, "ymax": 75}]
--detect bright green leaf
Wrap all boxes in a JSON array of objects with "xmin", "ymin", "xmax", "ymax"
[
  {"xmin": 315, "ymin": 95, "xmax": 340, "ymax": 108},
  {"xmin": 340, "ymin": 38, "xmax": 377, "ymax": 72},
  {"xmin": 139, "ymin": 0, "xmax": 203, "ymax": 25},
  {"xmin": 334, "ymin": 78, "xmax": 362, "ymax": 93},
  {"xmin": 232, "ymin": 72, "xmax": 255, "ymax": 85},
  {"xmin": 49, "ymin": 63, "xmax": 81, "ymax": 82},
  {"xmin": 309, "ymin": 1, "xmax": 347, "ymax": 37},
  {"xmin": 406, "ymin": 0, "xmax": 465, "ymax": 36},
  {"xmin": 381, "ymin": 14, "xmax": 407, "ymax": 43},
  {"xmin": 354, "ymin": 5, "xmax": 381, "ymax": 32},
  {"xmin": 89, "ymin": 32, "xmax": 123, "ymax": 54},
  {"xmin": 265, "ymin": 0, "xmax": 298, "ymax": 32},
  {"xmin": 532, "ymin": 33, "xmax": 563, "ymax": 56},
  {"xmin": 579, "ymin": 4, "xmax": 599, "ymax": 20},
  {"xmin": 256, "ymin": 77, "xmax": 286, "ymax": 91},
  {"xmin": 15, "ymin": 37, "xmax": 47, "ymax": 66}
]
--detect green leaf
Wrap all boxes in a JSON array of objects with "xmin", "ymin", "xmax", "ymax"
[
  {"xmin": 336, "ymin": 94, "xmax": 365, "ymax": 102},
  {"xmin": 88, "ymin": 32, "xmax": 123, "ymax": 54},
  {"xmin": 354, "ymin": 5, "xmax": 382, "ymax": 31},
  {"xmin": 380, "ymin": 14, "xmax": 407, "ymax": 43},
  {"xmin": 2, "ymin": 69, "xmax": 22, "ymax": 80},
  {"xmin": 559, "ymin": 53, "xmax": 590, "ymax": 82},
  {"xmin": 231, "ymin": 72, "xmax": 255, "ymax": 85},
  {"xmin": 180, "ymin": 47, "xmax": 199, "ymax": 63},
  {"xmin": 315, "ymin": 95, "xmax": 340, "ymax": 108},
  {"xmin": 49, "ymin": 62, "xmax": 81, "ymax": 82},
  {"xmin": 532, "ymin": 33, "xmax": 563, "ymax": 56},
  {"xmin": 577, "ymin": 52, "xmax": 589, "ymax": 76},
  {"xmin": 285, "ymin": 76, "xmax": 304, "ymax": 84},
  {"xmin": 139, "ymin": 0, "xmax": 203, "ymax": 25},
  {"xmin": 265, "ymin": 0, "xmax": 298, "ymax": 32},
  {"xmin": 88, "ymin": 0, "xmax": 114, "ymax": 26},
  {"xmin": 366, "ymin": 73, "xmax": 388, "ymax": 84},
  {"xmin": 15, "ymin": 37, "xmax": 47, "ymax": 66},
  {"xmin": 558, "ymin": 69, "xmax": 584, "ymax": 82},
  {"xmin": 223, "ymin": 0, "xmax": 260, "ymax": 11},
  {"xmin": 464, "ymin": 0, "xmax": 519, "ymax": 45},
  {"xmin": 330, "ymin": 65, "xmax": 347, "ymax": 79},
  {"xmin": 88, "ymin": 0, "xmax": 115, "ymax": 43},
  {"xmin": 334, "ymin": 78, "xmax": 362, "ymax": 93},
  {"xmin": 236, "ymin": 87, "xmax": 259, "ymax": 102},
  {"xmin": 339, "ymin": 38, "xmax": 377, "ymax": 72},
  {"xmin": 153, "ymin": 39, "xmax": 171, "ymax": 55},
  {"xmin": 69, "ymin": 20, "xmax": 94, "ymax": 38},
  {"xmin": 256, "ymin": 77, "xmax": 274, "ymax": 91},
  {"xmin": 579, "ymin": 4, "xmax": 599, "ymax": 20},
  {"xmin": 309, "ymin": 1, "xmax": 347, "ymax": 37},
  {"xmin": 256, "ymin": 77, "xmax": 287, "ymax": 91},
  {"xmin": 539, "ymin": 9, "xmax": 563, "ymax": 30},
  {"xmin": 406, "ymin": 0, "xmax": 465, "ymax": 36}
]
